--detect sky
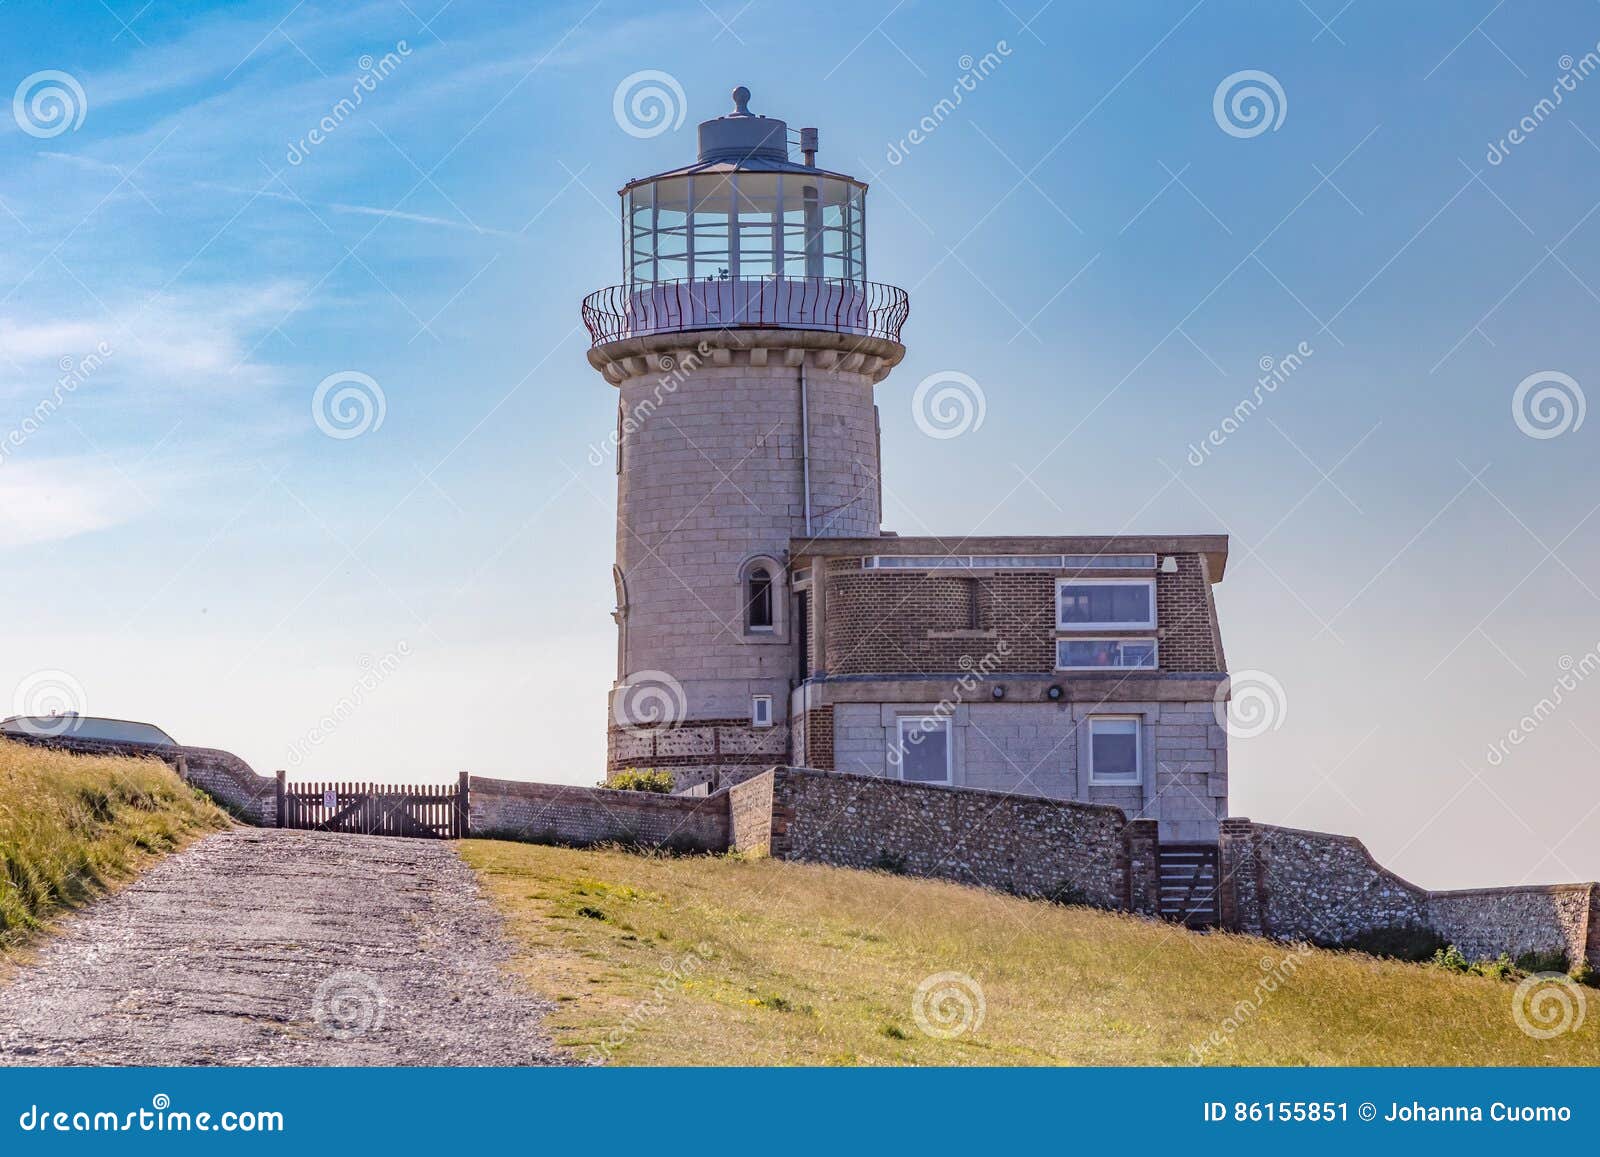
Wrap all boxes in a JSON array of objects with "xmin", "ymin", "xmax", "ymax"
[{"xmin": 2, "ymin": 0, "xmax": 1597, "ymax": 889}]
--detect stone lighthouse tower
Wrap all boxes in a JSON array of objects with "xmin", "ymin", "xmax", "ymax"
[{"xmin": 584, "ymin": 86, "xmax": 908, "ymax": 787}]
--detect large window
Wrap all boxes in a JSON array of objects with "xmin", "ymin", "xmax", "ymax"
[
  {"xmin": 1088, "ymin": 717, "xmax": 1142, "ymax": 785},
  {"xmin": 895, "ymin": 717, "xmax": 951, "ymax": 784},
  {"xmin": 1057, "ymin": 579, "xmax": 1156, "ymax": 630},
  {"xmin": 1056, "ymin": 638, "xmax": 1158, "ymax": 670}
]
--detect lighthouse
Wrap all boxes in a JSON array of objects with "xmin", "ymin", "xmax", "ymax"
[{"xmin": 584, "ymin": 86, "xmax": 910, "ymax": 787}]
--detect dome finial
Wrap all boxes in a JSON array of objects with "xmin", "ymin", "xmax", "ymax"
[{"xmin": 731, "ymin": 85, "xmax": 752, "ymax": 116}]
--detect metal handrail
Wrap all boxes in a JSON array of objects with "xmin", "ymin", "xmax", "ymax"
[{"xmin": 581, "ymin": 276, "xmax": 909, "ymax": 346}]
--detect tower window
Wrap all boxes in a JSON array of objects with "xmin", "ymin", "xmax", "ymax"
[{"xmin": 746, "ymin": 566, "xmax": 774, "ymax": 631}]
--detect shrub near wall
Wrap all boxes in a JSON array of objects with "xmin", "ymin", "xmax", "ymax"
[{"xmin": 1428, "ymin": 885, "xmax": 1595, "ymax": 966}]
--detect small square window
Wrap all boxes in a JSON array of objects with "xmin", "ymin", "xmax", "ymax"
[
  {"xmin": 751, "ymin": 695, "xmax": 773, "ymax": 728},
  {"xmin": 894, "ymin": 716, "xmax": 951, "ymax": 784},
  {"xmin": 1089, "ymin": 717, "xmax": 1141, "ymax": 785}
]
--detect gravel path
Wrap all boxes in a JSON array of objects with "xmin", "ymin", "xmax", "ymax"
[{"xmin": 0, "ymin": 829, "xmax": 562, "ymax": 1066}]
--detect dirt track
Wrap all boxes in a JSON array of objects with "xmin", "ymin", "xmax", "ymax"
[{"xmin": 0, "ymin": 829, "xmax": 561, "ymax": 1066}]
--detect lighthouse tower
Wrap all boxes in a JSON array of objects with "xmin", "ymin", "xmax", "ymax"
[{"xmin": 584, "ymin": 86, "xmax": 908, "ymax": 786}]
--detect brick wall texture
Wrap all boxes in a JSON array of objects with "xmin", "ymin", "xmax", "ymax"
[
  {"xmin": 822, "ymin": 554, "xmax": 1221, "ymax": 676},
  {"xmin": 797, "ymin": 706, "xmax": 834, "ymax": 771}
]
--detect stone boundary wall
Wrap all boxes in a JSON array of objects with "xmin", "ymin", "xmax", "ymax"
[
  {"xmin": 467, "ymin": 775, "xmax": 728, "ymax": 851},
  {"xmin": 769, "ymin": 765, "xmax": 1139, "ymax": 909},
  {"xmin": 15, "ymin": 733, "xmax": 1593, "ymax": 965},
  {"xmin": 1429, "ymin": 885, "xmax": 1595, "ymax": 965},
  {"xmin": 1222, "ymin": 821, "xmax": 1428, "ymax": 942},
  {"xmin": 606, "ymin": 719, "xmax": 791, "ymax": 789},
  {"xmin": 4, "ymin": 733, "xmax": 277, "ymax": 825},
  {"xmin": 1222, "ymin": 819, "xmax": 1599, "ymax": 967},
  {"xmin": 726, "ymin": 771, "xmax": 776, "ymax": 855}
]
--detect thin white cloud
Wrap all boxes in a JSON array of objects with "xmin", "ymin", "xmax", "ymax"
[
  {"xmin": 80, "ymin": 1, "xmax": 399, "ymax": 109},
  {"xmin": 0, "ymin": 282, "xmax": 304, "ymax": 395},
  {"xmin": 324, "ymin": 200, "xmax": 516, "ymax": 237},
  {"xmin": 193, "ymin": 177, "xmax": 524, "ymax": 237},
  {"xmin": 0, "ymin": 456, "xmax": 157, "ymax": 546}
]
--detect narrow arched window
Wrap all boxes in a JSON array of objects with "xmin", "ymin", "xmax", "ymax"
[{"xmin": 745, "ymin": 566, "xmax": 774, "ymax": 631}]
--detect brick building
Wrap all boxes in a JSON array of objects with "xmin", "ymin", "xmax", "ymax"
[{"xmin": 584, "ymin": 89, "xmax": 1232, "ymax": 841}]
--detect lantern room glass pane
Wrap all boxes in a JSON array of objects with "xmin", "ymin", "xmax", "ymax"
[
  {"xmin": 734, "ymin": 171, "xmax": 779, "ymax": 280},
  {"xmin": 623, "ymin": 172, "xmax": 867, "ymax": 287}
]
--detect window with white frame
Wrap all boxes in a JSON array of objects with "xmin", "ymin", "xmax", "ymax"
[
  {"xmin": 1056, "ymin": 579, "xmax": 1156, "ymax": 630},
  {"xmin": 894, "ymin": 716, "xmax": 951, "ymax": 784},
  {"xmin": 1056, "ymin": 638, "xmax": 1158, "ymax": 670},
  {"xmin": 1088, "ymin": 717, "xmax": 1141, "ymax": 785},
  {"xmin": 751, "ymin": 695, "xmax": 773, "ymax": 728}
]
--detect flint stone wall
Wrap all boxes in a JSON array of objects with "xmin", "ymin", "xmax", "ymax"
[
  {"xmin": 1224, "ymin": 820, "xmax": 1599, "ymax": 967},
  {"xmin": 1429, "ymin": 885, "xmax": 1595, "ymax": 964},
  {"xmin": 769, "ymin": 765, "xmax": 1134, "ymax": 908}
]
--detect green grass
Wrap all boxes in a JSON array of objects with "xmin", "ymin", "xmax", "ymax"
[
  {"xmin": 461, "ymin": 839, "xmax": 1600, "ymax": 1066},
  {"xmin": 0, "ymin": 738, "xmax": 229, "ymax": 952}
]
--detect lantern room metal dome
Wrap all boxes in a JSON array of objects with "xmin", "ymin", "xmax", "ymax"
[{"xmin": 582, "ymin": 87, "xmax": 908, "ymax": 347}]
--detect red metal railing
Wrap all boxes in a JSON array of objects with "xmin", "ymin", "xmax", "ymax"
[{"xmin": 582, "ymin": 276, "xmax": 909, "ymax": 346}]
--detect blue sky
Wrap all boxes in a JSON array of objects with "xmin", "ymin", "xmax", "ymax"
[{"xmin": 3, "ymin": 0, "xmax": 1598, "ymax": 887}]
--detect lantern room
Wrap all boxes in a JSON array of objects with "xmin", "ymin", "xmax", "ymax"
[
  {"xmin": 582, "ymin": 87, "xmax": 907, "ymax": 346},
  {"xmin": 622, "ymin": 87, "xmax": 866, "ymax": 286}
]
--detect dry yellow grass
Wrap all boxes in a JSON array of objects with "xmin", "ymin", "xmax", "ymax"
[
  {"xmin": 0, "ymin": 739, "xmax": 229, "ymax": 951},
  {"xmin": 462, "ymin": 839, "xmax": 1600, "ymax": 1066}
]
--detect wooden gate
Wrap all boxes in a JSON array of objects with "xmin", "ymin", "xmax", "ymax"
[
  {"xmin": 276, "ymin": 772, "xmax": 467, "ymax": 839},
  {"xmin": 1159, "ymin": 843, "xmax": 1220, "ymax": 928}
]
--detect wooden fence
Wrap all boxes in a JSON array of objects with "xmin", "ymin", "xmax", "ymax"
[{"xmin": 275, "ymin": 771, "xmax": 468, "ymax": 839}]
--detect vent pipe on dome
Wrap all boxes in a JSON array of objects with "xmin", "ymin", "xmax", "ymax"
[{"xmin": 799, "ymin": 126, "xmax": 818, "ymax": 166}]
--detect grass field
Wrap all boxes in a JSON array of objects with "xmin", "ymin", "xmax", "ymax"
[
  {"xmin": 0, "ymin": 739, "xmax": 229, "ymax": 952},
  {"xmin": 462, "ymin": 839, "xmax": 1600, "ymax": 1066}
]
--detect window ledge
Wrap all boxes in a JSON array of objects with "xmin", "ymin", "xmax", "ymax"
[
  {"xmin": 1057, "ymin": 666, "xmax": 1159, "ymax": 673},
  {"xmin": 926, "ymin": 629, "xmax": 997, "ymax": 639}
]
